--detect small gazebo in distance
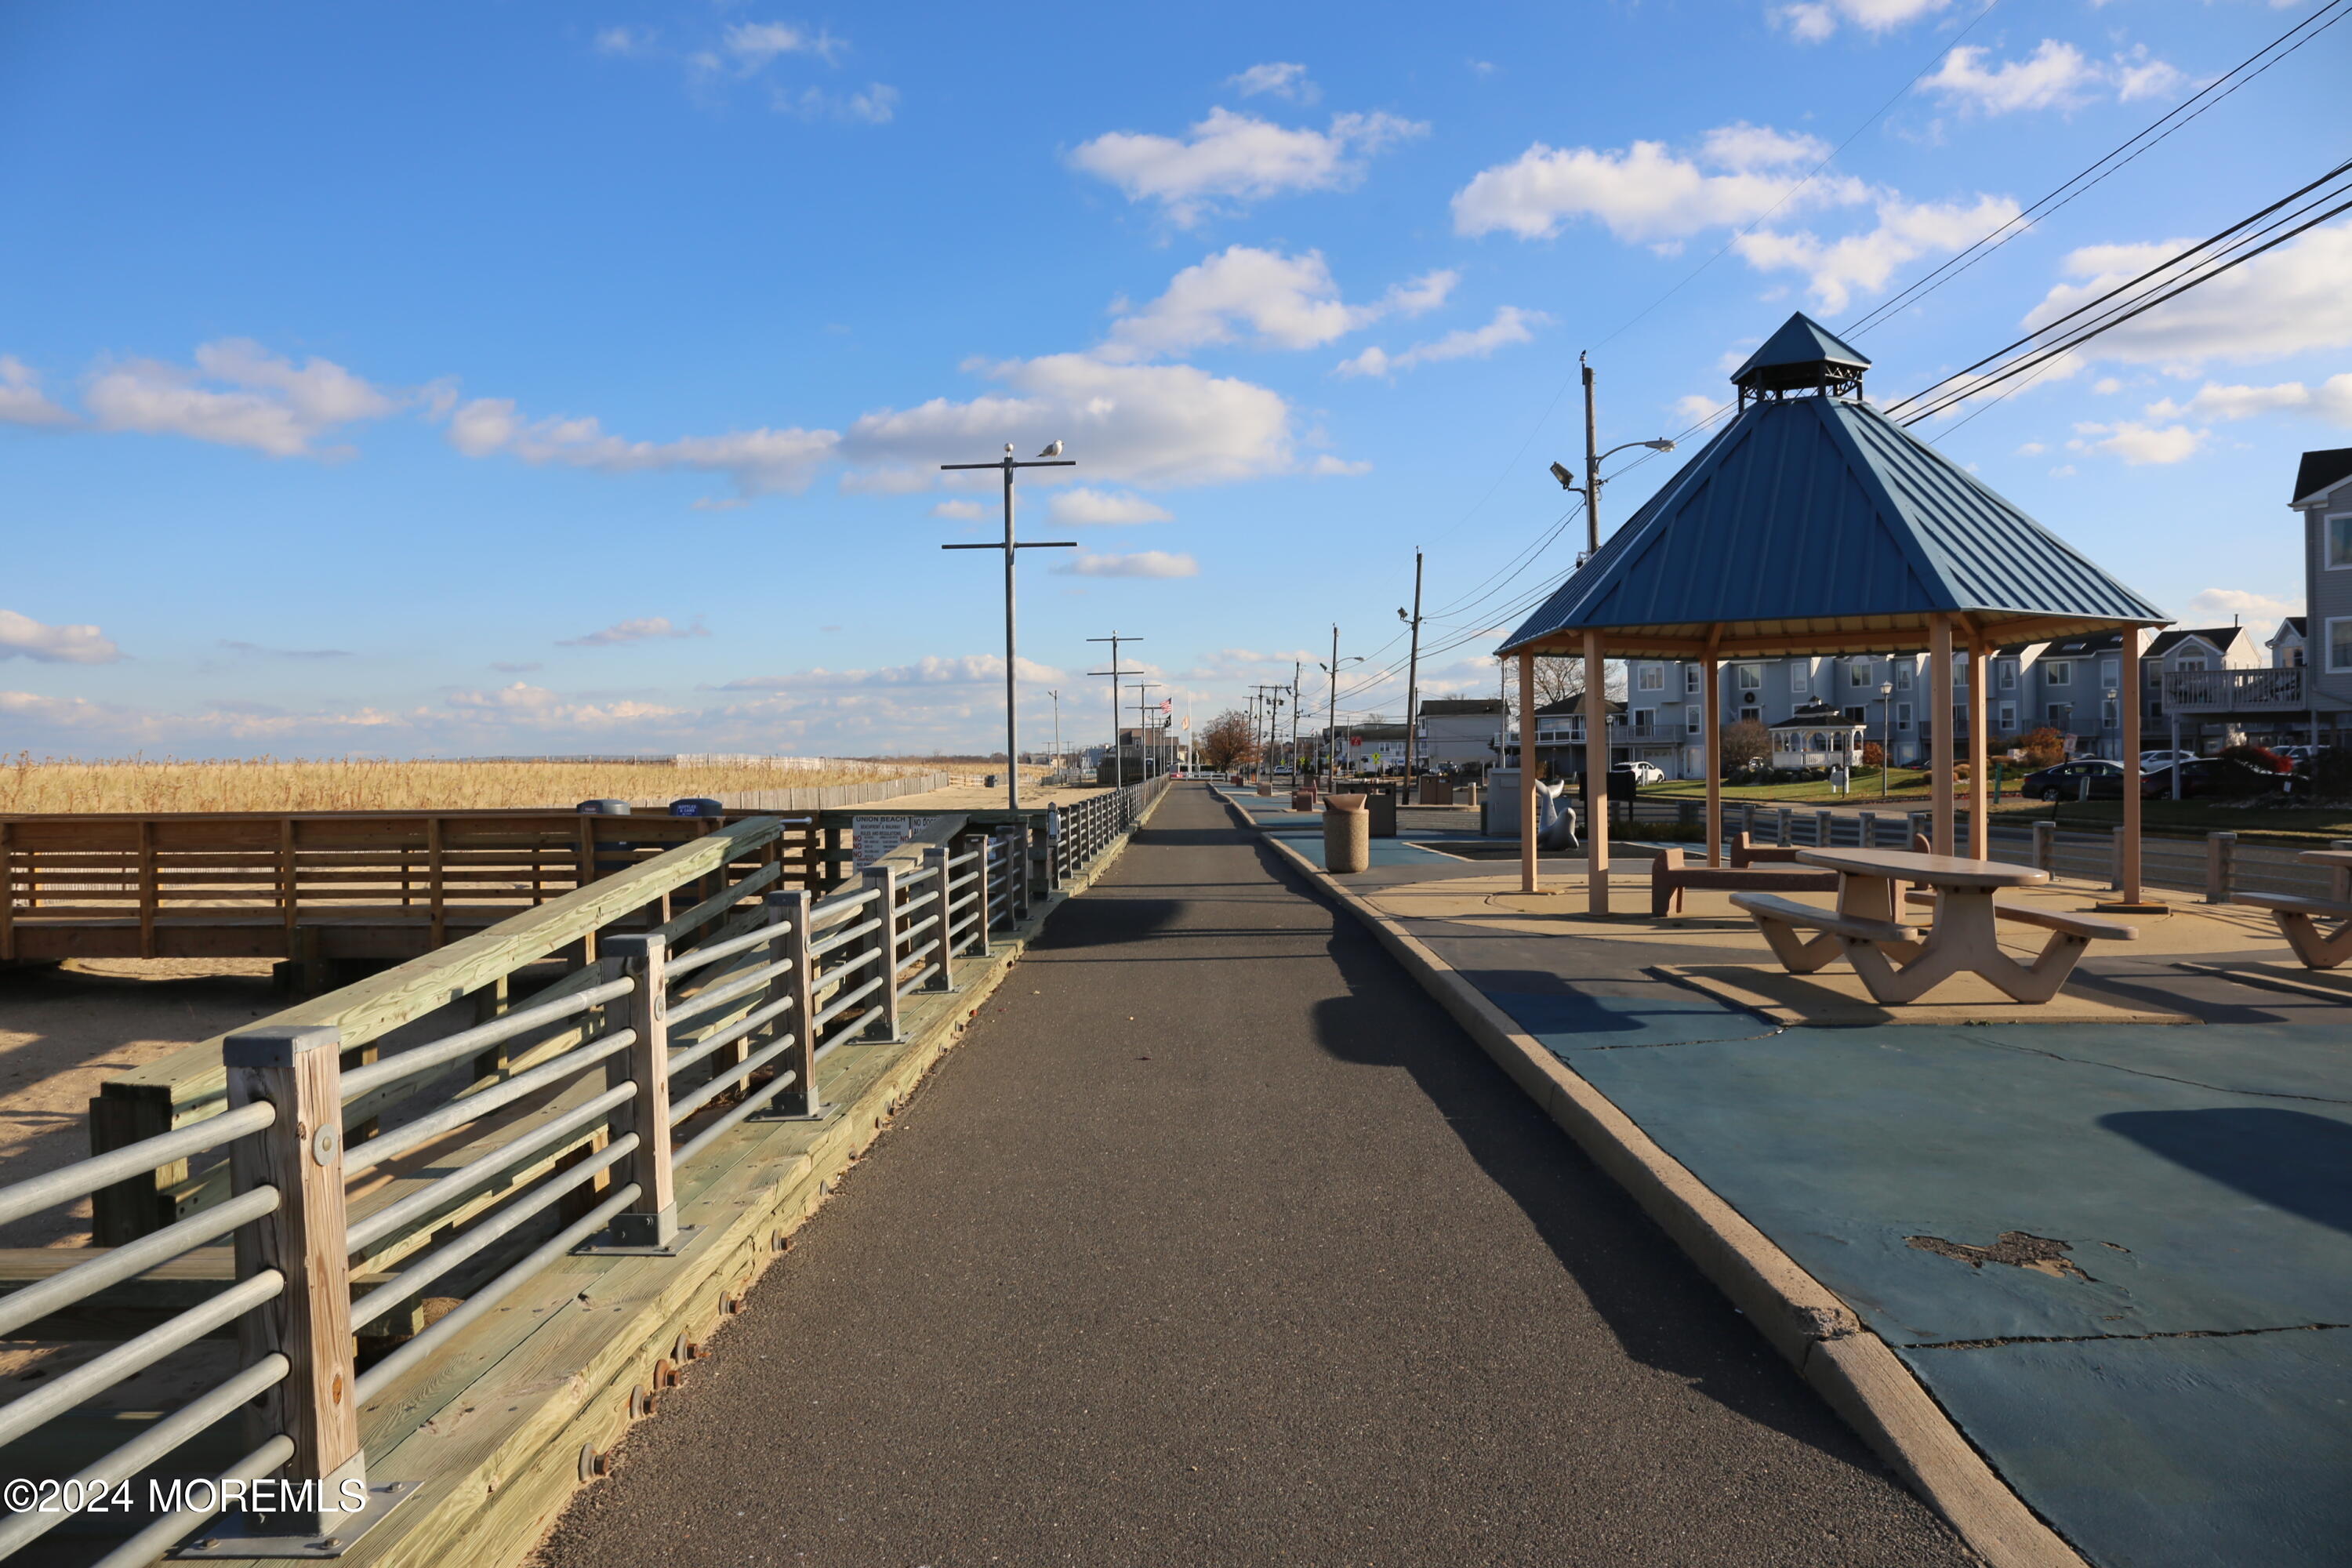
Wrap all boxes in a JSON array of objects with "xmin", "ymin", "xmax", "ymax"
[{"xmin": 1496, "ymin": 312, "xmax": 2169, "ymax": 913}]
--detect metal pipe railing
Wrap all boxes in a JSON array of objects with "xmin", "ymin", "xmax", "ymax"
[
  {"xmin": 345, "ymin": 1028, "xmax": 637, "ymax": 1175},
  {"xmin": 0, "ymin": 1100, "xmax": 274, "ymax": 1229},
  {"xmin": 347, "ymin": 1083, "xmax": 636, "ymax": 1256},
  {"xmin": 342, "ymin": 976, "xmax": 633, "ymax": 1101}
]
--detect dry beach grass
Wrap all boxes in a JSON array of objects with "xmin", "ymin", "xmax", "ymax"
[{"xmin": 0, "ymin": 753, "xmax": 925, "ymax": 815}]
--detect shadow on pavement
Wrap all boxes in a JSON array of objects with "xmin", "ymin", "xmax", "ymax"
[
  {"xmin": 1302, "ymin": 908, "xmax": 1884, "ymax": 1471},
  {"xmin": 2102, "ymin": 1106, "xmax": 2352, "ymax": 1238}
]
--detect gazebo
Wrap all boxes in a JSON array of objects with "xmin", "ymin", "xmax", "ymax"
[
  {"xmin": 1767, "ymin": 701, "xmax": 1867, "ymax": 771},
  {"xmin": 1497, "ymin": 312, "xmax": 2169, "ymax": 913}
]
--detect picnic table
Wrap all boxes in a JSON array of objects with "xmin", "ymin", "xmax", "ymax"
[
  {"xmin": 1730, "ymin": 847, "xmax": 2139, "ymax": 1004},
  {"xmin": 2230, "ymin": 848, "xmax": 2352, "ymax": 968}
]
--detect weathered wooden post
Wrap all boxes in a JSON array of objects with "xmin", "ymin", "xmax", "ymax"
[
  {"xmin": 1859, "ymin": 811, "xmax": 1878, "ymax": 849},
  {"xmin": 2032, "ymin": 819, "xmax": 2055, "ymax": 873},
  {"xmin": 858, "ymin": 862, "xmax": 902, "ymax": 1042},
  {"xmin": 766, "ymin": 890, "xmax": 820, "ymax": 1119},
  {"xmin": 2205, "ymin": 832, "xmax": 2235, "ymax": 905},
  {"xmin": 603, "ymin": 934, "xmax": 677, "ymax": 1250},
  {"xmin": 2109, "ymin": 824, "xmax": 2126, "ymax": 891},
  {"xmin": 225, "ymin": 1023, "xmax": 363, "ymax": 1526}
]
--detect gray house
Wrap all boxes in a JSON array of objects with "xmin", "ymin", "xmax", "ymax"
[
  {"xmin": 1414, "ymin": 698, "xmax": 1507, "ymax": 769},
  {"xmin": 2158, "ymin": 447, "xmax": 2352, "ymax": 750}
]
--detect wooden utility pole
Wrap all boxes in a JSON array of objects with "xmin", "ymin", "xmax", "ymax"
[
  {"xmin": 939, "ymin": 444, "xmax": 1077, "ymax": 811},
  {"xmin": 1400, "ymin": 549, "xmax": 1425, "ymax": 804},
  {"xmin": 1583, "ymin": 354, "xmax": 1602, "ymax": 559}
]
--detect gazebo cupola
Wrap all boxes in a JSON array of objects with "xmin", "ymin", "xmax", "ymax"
[{"xmin": 1730, "ymin": 313, "xmax": 1871, "ymax": 408}]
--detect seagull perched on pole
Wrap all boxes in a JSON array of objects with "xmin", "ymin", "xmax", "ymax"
[{"xmin": 1036, "ymin": 440, "xmax": 1064, "ymax": 458}]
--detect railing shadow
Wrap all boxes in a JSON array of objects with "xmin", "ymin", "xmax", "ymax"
[{"xmin": 2100, "ymin": 1107, "xmax": 2352, "ymax": 1238}]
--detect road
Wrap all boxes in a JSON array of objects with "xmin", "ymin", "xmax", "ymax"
[{"xmin": 539, "ymin": 782, "xmax": 1969, "ymax": 1566}]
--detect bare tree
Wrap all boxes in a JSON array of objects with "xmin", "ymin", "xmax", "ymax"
[
  {"xmin": 1523, "ymin": 656, "xmax": 1630, "ymax": 712},
  {"xmin": 1196, "ymin": 709, "xmax": 1257, "ymax": 771},
  {"xmin": 1719, "ymin": 719, "xmax": 1772, "ymax": 775}
]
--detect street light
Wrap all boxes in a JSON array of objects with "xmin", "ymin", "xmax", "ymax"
[
  {"xmin": 939, "ymin": 441, "xmax": 1078, "ymax": 811},
  {"xmin": 1320, "ymin": 625, "xmax": 1365, "ymax": 791},
  {"xmin": 1878, "ymin": 682, "xmax": 1895, "ymax": 801},
  {"xmin": 1549, "ymin": 352, "xmax": 1681, "ymax": 561}
]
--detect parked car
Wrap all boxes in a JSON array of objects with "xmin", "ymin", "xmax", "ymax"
[
  {"xmin": 2140, "ymin": 757, "xmax": 2291, "ymax": 798},
  {"xmin": 2020, "ymin": 759, "xmax": 2123, "ymax": 801},
  {"xmin": 1613, "ymin": 760, "xmax": 1665, "ymax": 785},
  {"xmin": 2138, "ymin": 750, "xmax": 2199, "ymax": 768},
  {"xmin": 2275, "ymin": 744, "xmax": 2324, "ymax": 766}
]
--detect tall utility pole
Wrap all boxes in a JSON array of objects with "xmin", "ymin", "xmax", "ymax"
[
  {"xmin": 1398, "ymin": 549, "xmax": 1425, "ymax": 803},
  {"xmin": 1251, "ymin": 684, "xmax": 1285, "ymax": 776},
  {"xmin": 1582, "ymin": 354, "xmax": 1603, "ymax": 560},
  {"xmin": 1046, "ymin": 688, "xmax": 1062, "ymax": 781},
  {"xmin": 1087, "ymin": 632, "xmax": 1142, "ymax": 789},
  {"xmin": 1290, "ymin": 660, "xmax": 1303, "ymax": 781},
  {"xmin": 939, "ymin": 441, "xmax": 1076, "ymax": 810}
]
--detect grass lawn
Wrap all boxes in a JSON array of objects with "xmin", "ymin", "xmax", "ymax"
[{"xmin": 1645, "ymin": 775, "xmax": 2352, "ymax": 845}]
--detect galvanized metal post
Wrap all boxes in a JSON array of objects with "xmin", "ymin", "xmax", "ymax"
[
  {"xmin": 965, "ymin": 835, "xmax": 993, "ymax": 956},
  {"xmin": 858, "ymin": 863, "xmax": 902, "ymax": 1042},
  {"xmin": 922, "ymin": 846, "xmax": 954, "ymax": 991},
  {"xmin": 225, "ymin": 1024, "xmax": 362, "ymax": 1527},
  {"xmin": 603, "ymin": 934, "xmax": 677, "ymax": 1249}
]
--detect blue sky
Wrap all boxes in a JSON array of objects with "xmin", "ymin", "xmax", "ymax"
[{"xmin": 2, "ymin": 0, "xmax": 2342, "ymax": 759}]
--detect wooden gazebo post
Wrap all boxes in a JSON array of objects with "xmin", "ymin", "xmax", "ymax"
[
  {"xmin": 1703, "ymin": 636, "xmax": 1722, "ymax": 867},
  {"xmin": 1968, "ymin": 630, "xmax": 1991, "ymax": 859},
  {"xmin": 2118, "ymin": 632, "xmax": 2147, "ymax": 906},
  {"xmin": 1929, "ymin": 615, "xmax": 1955, "ymax": 855},
  {"xmin": 1518, "ymin": 649, "xmax": 1538, "ymax": 894},
  {"xmin": 1584, "ymin": 630, "xmax": 1610, "ymax": 914}
]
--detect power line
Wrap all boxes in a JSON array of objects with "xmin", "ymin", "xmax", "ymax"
[
  {"xmin": 1842, "ymin": 0, "xmax": 2352, "ymax": 340},
  {"xmin": 1890, "ymin": 162, "xmax": 2352, "ymax": 424}
]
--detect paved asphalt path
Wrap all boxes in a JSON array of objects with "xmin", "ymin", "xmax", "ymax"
[{"xmin": 539, "ymin": 784, "xmax": 1970, "ymax": 1566}]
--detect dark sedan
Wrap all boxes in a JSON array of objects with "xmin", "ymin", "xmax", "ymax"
[{"xmin": 2020, "ymin": 760, "xmax": 2123, "ymax": 801}]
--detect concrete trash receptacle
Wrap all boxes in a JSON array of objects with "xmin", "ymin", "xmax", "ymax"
[
  {"xmin": 1323, "ymin": 796, "xmax": 1370, "ymax": 873},
  {"xmin": 1363, "ymin": 789, "xmax": 1397, "ymax": 838},
  {"xmin": 1290, "ymin": 787, "xmax": 1316, "ymax": 811}
]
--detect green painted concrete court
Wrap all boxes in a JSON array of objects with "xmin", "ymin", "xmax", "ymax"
[{"xmin": 1218, "ymin": 784, "xmax": 2352, "ymax": 1568}]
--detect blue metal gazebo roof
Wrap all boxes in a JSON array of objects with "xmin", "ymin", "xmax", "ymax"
[{"xmin": 1500, "ymin": 319, "xmax": 2167, "ymax": 659}]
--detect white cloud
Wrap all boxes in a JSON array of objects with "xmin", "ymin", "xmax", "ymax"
[
  {"xmin": 448, "ymin": 397, "xmax": 840, "ymax": 499},
  {"xmin": 2016, "ymin": 441, "xmax": 2047, "ymax": 455},
  {"xmin": 1452, "ymin": 123, "xmax": 1864, "ymax": 243},
  {"xmin": 1779, "ymin": 0, "xmax": 1951, "ymax": 42},
  {"xmin": 557, "ymin": 616, "xmax": 711, "ymax": 647},
  {"xmin": 720, "ymin": 20, "xmax": 844, "ymax": 70},
  {"xmin": 1102, "ymin": 246, "xmax": 1455, "ymax": 359},
  {"xmin": 842, "ymin": 354, "xmax": 1297, "ymax": 487},
  {"xmin": 931, "ymin": 499, "xmax": 990, "ymax": 520},
  {"xmin": 1309, "ymin": 455, "xmax": 1371, "ymax": 477},
  {"xmin": 0, "ymin": 609, "xmax": 120, "ymax": 664},
  {"xmin": 0, "ymin": 357, "xmax": 73, "ymax": 427},
  {"xmin": 2146, "ymin": 375, "xmax": 2352, "ymax": 428},
  {"xmin": 1735, "ymin": 193, "xmax": 2020, "ymax": 313},
  {"xmin": 1925, "ymin": 40, "xmax": 2187, "ymax": 115},
  {"xmin": 2067, "ymin": 420, "xmax": 2205, "ymax": 465},
  {"xmin": 83, "ymin": 339, "xmax": 398, "ymax": 457},
  {"xmin": 1069, "ymin": 107, "xmax": 1427, "ymax": 227},
  {"xmin": 1334, "ymin": 305, "xmax": 1548, "ymax": 378},
  {"xmin": 219, "ymin": 640, "xmax": 351, "ymax": 660},
  {"xmin": 2180, "ymin": 587, "xmax": 2299, "ymax": 645},
  {"xmin": 594, "ymin": 26, "xmax": 653, "ymax": 56},
  {"xmin": 771, "ymin": 82, "xmax": 898, "ymax": 123},
  {"xmin": 1054, "ymin": 550, "xmax": 1199, "ymax": 579},
  {"xmin": 1673, "ymin": 393, "xmax": 1724, "ymax": 426},
  {"xmin": 720, "ymin": 654, "xmax": 1062, "ymax": 691},
  {"xmin": 2023, "ymin": 222, "xmax": 2352, "ymax": 368},
  {"xmin": 1229, "ymin": 63, "xmax": 1316, "ymax": 103},
  {"xmin": 1047, "ymin": 488, "xmax": 1173, "ymax": 524}
]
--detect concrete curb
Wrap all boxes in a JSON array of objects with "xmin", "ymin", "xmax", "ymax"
[{"xmin": 1216, "ymin": 790, "xmax": 2086, "ymax": 1568}]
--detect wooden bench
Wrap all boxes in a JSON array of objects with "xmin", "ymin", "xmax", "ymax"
[
  {"xmin": 2231, "ymin": 890, "xmax": 2352, "ymax": 969},
  {"xmin": 1727, "ymin": 891, "xmax": 1923, "ymax": 974},
  {"xmin": 1650, "ymin": 848, "xmax": 1837, "ymax": 916},
  {"xmin": 1731, "ymin": 829, "xmax": 1929, "ymax": 867}
]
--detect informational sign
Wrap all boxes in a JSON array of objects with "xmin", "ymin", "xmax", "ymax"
[{"xmin": 851, "ymin": 815, "xmax": 922, "ymax": 867}]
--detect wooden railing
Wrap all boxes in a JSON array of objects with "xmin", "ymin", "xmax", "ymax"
[
  {"xmin": 2160, "ymin": 666, "xmax": 2309, "ymax": 711},
  {"xmin": 0, "ymin": 810, "xmax": 826, "ymax": 964}
]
